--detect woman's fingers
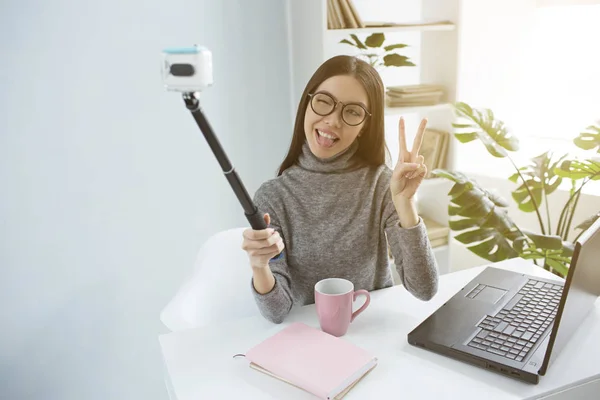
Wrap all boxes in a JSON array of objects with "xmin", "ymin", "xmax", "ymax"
[
  {"xmin": 396, "ymin": 162, "xmax": 420, "ymax": 178},
  {"xmin": 408, "ymin": 155, "xmax": 425, "ymax": 179},
  {"xmin": 409, "ymin": 162, "xmax": 427, "ymax": 179},
  {"xmin": 243, "ymin": 227, "xmax": 274, "ymax": 240},
  {"xmin": 241, "ymin": 213, "xmax": 284, "ymax": 268},
  {"xmin": 251, "ymin": 240, "xmax": 285, "ymax": 256},
  {"xmin": 411, "ymin": 119, "xmax": 428, "ymax": 158},
  {"xmin": 397, "ymin": 117, "xmax": 428, "ymax": 164},
  {"xmin": 241, "ymin": 231, "xmax": 281, "ymax": 250},
  {"xmin": 398, "ymin": 117, "xmax": 412, "ymax": 162}
]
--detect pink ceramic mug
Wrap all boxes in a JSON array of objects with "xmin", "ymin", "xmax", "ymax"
[{"xmin": 314, "ymin": 278, "xmax": 371, "ymax": 337}]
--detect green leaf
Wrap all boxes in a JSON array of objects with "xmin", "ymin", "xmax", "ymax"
[
  {"xmin": 382, "ymin": 53, "xmax": 415, "ymax": 67},
  {"xmin": 573, "ymin": 122, "xmax": 600, "ymax": 153},
  {"xmin": 452, "ymin": 123, "xmax": 473, "ymax": 129},
  {"xmin": 507, "ymin": 167, "xmax": 528, "ymax": 183},
  {"xmin": 512, "ymin": 232, "xmax": 571, "ymax": 277},
  {"xmin": 350, "ymin": 34, "xmax": 367, "ymax": 50},
  {"xmin": 509, "ymin": 152, "xmax": 565, "ymax": 213},
  {"xmin": 453, "ymin": 101, "xmax": 519, "ymax": 158},
  {"xmin": 466, "ymin": 235, "xmax": 519, "ymax": 262},
  {"xmin": 530, "ymin": 152, "xmax": 563, "ymax": 193},
  {"xmin": 554, "ymin": 159, "xmax": 600, "ymax": 181},
  {"xmin": 448, "ymin": 218, "xmax": 478, "ymax": 231},
  {"xmin": 365, "ymin": 33, "xmax": 385, "ymax": 48},
  {"xmin": 432, "ymin": 168, "xmax": 463, "ymax": 183},
  {"xmin": 454, "ymin": 132, "xmax": 478, "ymax": 143},
  {"xmin": 575, "ymin": 212, "xmax": 600, "ymax": 231},
  {"xmin": 545, "ymin": 258, "xmax": 569, "ymax": 277},
  {"xmin": 521, "ymin": 230, "xmax": 563, "ymax": 250},
  {"xmin": 436, "ymin": 174, "xmax": 571, "ymax": 273},
  {"xmin": 435, "ymin": 170, "xmax": 521, "ymax": 262},
  {"xmin": 339, "ymin": 39, "xmax": 355, "ymax": 47},
  {"xmin": 383, "ymin": 43, "xmax": 408, "ymax": 51},
  {"xmin": 511, "ymin": 180, "xmax": 543, "ymax": 213}
]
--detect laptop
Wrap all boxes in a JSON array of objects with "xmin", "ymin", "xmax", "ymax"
[{"xmin": 407, "ymin": 218, "xmax": 600, "ymax": 384}]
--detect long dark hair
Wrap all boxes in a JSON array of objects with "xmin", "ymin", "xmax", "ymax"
[{"xmin": 277, "ymin": 55, "xmax": 388, "ymax": 176}]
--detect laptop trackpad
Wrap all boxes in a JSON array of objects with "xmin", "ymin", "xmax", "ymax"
[{"xmin": 468, "ymin": 285, "xmax": 507, "ymax": 304}]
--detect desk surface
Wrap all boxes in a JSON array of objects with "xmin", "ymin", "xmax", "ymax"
[{"xmin": 159, "ymin": 258, "xmax": 600, "ymax": 400}]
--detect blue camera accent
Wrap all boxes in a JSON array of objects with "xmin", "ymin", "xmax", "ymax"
[{"xmin": 163, "ymin": 46, "xmax": 200, "ymax": 54}]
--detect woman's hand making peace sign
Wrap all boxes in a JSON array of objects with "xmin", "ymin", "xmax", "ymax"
[{"xmin": 390, "ymin": 117, "xmax": 428, "ymax": 202}]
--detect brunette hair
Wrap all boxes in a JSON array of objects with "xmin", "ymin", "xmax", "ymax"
[{"xmin": 277, "ymin": 55, "xmax": 388, "ymax": 176}]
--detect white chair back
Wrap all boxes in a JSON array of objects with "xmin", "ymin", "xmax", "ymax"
[{"xmin": 160, "ymin": 227, "xmax": 259, "ymax": 332}]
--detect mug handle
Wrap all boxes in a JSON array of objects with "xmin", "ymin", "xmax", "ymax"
[{"xmin": 351, "ymin": 289, "xmax": 371, "ymax": 322}]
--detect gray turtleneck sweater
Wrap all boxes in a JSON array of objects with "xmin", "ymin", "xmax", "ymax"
[{"xmin": 251, "ymin": 140, "xmax": 439, "ymax": 323}]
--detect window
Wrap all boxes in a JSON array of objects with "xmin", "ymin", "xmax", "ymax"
[
  {"xmin": 456, "ymin": 3, "xmax": 600, "ymax": 196},
  {"xmin": 515, "ymin": 3, "xmax": 600, "ymax": 160}
]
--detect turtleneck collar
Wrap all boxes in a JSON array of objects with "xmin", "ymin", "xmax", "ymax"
[{"xmin": 296, "ymin": 139, "xmax": 363, "ymax": 173}]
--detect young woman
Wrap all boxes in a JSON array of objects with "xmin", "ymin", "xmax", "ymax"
[{"xmin": 241, "ymin": 55, "xmax": 439, "ymax": 323}]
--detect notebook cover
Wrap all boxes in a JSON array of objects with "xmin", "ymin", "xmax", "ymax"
[
  {"xmin": 249, "ymin": 361, "xmax": 376, "ymax": 400},
  {"xmin": 245, "ymin": 322, "xmax": 377, "ymax": 399}
]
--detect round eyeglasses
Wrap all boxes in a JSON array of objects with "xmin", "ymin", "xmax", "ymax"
[{"xmin": 308, "ymin": 92, "xmax": 371, "ymax": 126}]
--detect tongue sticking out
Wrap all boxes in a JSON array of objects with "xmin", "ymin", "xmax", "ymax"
[{"xmin": 316, "ymin": 130, "xmax": 337, "ymax": 148}]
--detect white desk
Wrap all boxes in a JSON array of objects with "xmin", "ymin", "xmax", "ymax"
[{"xmin": 159, "ymin": 258, "xmax": 600, "ymax": 399}]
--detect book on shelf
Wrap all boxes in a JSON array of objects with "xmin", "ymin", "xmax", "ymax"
[
  {"xmin": 420, "ymin": 128, "xmax": 450, "ymax": 179},
  {"xmin": 363, "ymin": 20, "xmax": 453, "ymax": 28},
  {"xmin": 386, "ymin": 98, "xmax": 444, "ymax": 107},
  {"xmin": 386, "ymin": 84, "xmax": 445, "ymax": 107},
  {"xmin": 327, "ymin": 0, "xmax": 364, "ymax": 29},
  {"xmin": 387, "ymin": 84, "xmax": 445, "ymax": 94},
  {"xmin": 242, "ymin": 322, "xmax": 377, "ymax": 399}
]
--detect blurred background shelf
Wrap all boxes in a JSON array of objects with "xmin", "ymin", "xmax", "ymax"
[
  {"xmin": 384, "ymin": 103, "xmax": 451, "ymax": 116},
  {"xmin": 326, "ymin": 21, "xmax": 456, "ymax": 35}
]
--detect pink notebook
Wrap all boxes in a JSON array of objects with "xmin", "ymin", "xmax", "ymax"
[{"xmin": 244, "ymin": 322, "xmax": 378, "ymax": 399}]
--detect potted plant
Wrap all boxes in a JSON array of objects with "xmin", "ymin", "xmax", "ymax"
[
  {"xmin": 433, "ymin": 102, "xmax": 600, "ymax": 278},
  {"xmin": 339, "ymin": 33, "xmax": 415, "ymax": 68}
]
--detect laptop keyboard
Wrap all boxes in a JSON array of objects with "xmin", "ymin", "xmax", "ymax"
[{"xmin": 467, "ymin": 278, "xmax": 562, "ymax": 362}]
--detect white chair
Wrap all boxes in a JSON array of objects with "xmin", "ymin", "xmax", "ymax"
[{"xmin": 160, "ymin": 227, "xmax": 261, "ymax": 332}]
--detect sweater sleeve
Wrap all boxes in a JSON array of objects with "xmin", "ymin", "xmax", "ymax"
[
  {"xmin": 382, "ymin": 179, "xmax": 439, "ymax": 301},
  {"xmin": 249, "ymin": 183, "xmax": 294, "ymax": 324}
]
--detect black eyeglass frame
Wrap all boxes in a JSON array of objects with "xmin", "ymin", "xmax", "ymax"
[{"xmin": 307, "ymin": 91, "xmax": 372, "ymax": 126}]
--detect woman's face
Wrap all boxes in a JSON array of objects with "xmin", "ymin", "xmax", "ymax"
[{"xmin": 303, "ymin": 75, "xmax": 369, "ymax": 159}]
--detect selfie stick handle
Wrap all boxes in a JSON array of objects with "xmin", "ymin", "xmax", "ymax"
[{"xmin": 182, "ymin": 92, "xmax": 267, "ymax": 231}]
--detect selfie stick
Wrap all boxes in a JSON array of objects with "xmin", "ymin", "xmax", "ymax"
[
  {"xmin": 162, "ymin": 46, "xmax": 267, "ymax": 231},
  {"xmin": 182, "ymin": 92, "xmax": 267, "ymax": 230}
]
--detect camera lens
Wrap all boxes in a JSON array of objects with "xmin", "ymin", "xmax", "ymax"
[{"xmin": 170, "ymin": 63, "xmax": 195, "ymax": 77}]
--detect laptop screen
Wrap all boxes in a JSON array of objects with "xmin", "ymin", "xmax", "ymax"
[{"xmin": 541, "ymin": 218, "xmax": 600, "ymax": 374}]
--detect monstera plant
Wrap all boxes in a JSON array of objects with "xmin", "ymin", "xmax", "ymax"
[
  {"xmin": 433, "ymin": 102, "xmax": 600, "ymax": 278},
  {"xmin": 339, "ymin": 33, "xmax": 415, "ymax": 68}
]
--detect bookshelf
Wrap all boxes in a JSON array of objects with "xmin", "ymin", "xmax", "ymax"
[
  {"xmin": 287, "ymin": 0, "xmax": 460, "ymax": 274},
  {"xmin": 384, "ymin": 103, "xmax": 451, "ymax": 116},
  {"xmin": 326, "ymin": 22, "xmax": 456, "ymax": 35}
]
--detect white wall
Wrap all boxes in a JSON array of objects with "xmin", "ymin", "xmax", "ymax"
[
  {"xmin": 0, "ymin": 1, "xmax": 292, "ymax": 399},
  {"xmin": 449, "ymin": 0, "xmax": 600, "ymax": 271}
]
